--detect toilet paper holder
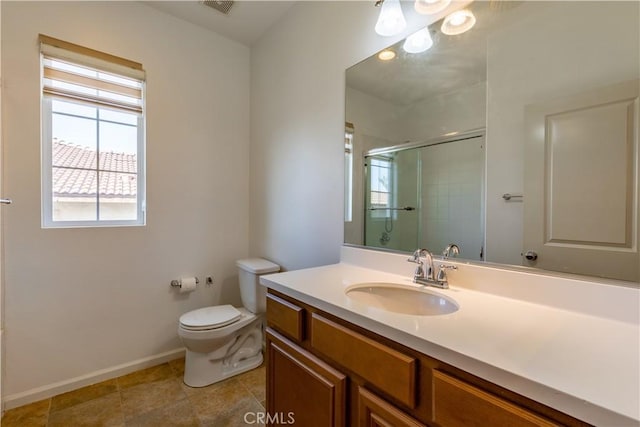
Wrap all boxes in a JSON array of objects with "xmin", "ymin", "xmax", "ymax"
[{"xmin": 171, "ymin": 277, "xmax": 200, "ymax": 288}]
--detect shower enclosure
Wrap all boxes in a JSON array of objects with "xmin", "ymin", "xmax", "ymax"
[{"xmin": 364, "ymin": 131, "xmax": 486, "ymax": 260}]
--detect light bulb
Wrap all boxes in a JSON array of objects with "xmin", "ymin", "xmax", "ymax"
[
  {"xmin": 449, "ymin": 13, "xmax": 467, "ymax": 26},
  {"xmin": 375, "ymin": 0, "xmax": 407, "ymax": 37},
  {"xmin": 377, "ymin": 50, "xmax": 397, "ymax": 61},
  {"xmin": 441, "ymin": 9, "xmax": 476, "ymax": 35},
  {"xmin": 414, "ymin": 0, "xmax": 451, "ymax": 15},
  {"xmin": 402, "ymin": 27, "xmax": 433, "ymax": 54}
]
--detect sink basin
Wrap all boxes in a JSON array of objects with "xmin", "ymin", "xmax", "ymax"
[{"xmin": 345, "ymin": 282, "xmax": 458, "ymax": 316}]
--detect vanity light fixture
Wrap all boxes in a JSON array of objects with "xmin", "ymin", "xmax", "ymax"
[
  {"xmin": 403, "ymin": 27, "xmax": 433, "ymax": 54},
  {"xmin": 377, "ymin": 49, "xmax": 397, "ymax": 61},
  {"xmin": 375, "ymin": 0, "xmax": 407, "ymax": 37},
  {"xmin": 414, "ymin": 0, "xmax": 451, "ymax": 15},
  {"xmin": 441, "ymin": 9, "xmax": 476, "ymax": 35}
]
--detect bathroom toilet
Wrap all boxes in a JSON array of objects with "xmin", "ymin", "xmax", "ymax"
[{"xmin": 178, "ymin": 258, "xmax": 280, "ymax": 387}]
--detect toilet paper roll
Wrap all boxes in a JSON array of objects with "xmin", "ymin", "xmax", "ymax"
[{"xmin": 179, "ymin": 277, "xmax": 198, "ymax": 293}]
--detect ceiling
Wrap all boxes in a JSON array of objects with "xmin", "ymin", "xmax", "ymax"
[{"xmin": 144, "ymin": 1, "xmax": 296, "ymax": 46}]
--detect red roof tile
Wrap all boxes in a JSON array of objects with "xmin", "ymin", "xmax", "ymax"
[{"xmin": 52, "ymin": 139, "xmax": 137, "ymax": 198}]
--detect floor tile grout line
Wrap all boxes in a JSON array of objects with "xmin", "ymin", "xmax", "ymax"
[
  {"xmin": 171, "ymin": 357, "xmax": 201, "ymax": 424},
  {"xmin": 179, "ymin": 381, "xmax": 212, "ymax": 427},
  {"xmin": 116, "ymin": 372, "xmax": 126, "ymax": 427},
  {"xmin": 237, "ymin": 370, "xmax": 267, "ymax": 404},
  {"xmin": 2, "ymin": 359, "xmax": 266, "ymax": 427},
  {"xmin": 45, "ymin": 397, "xmax": 52, "ymax": 427}
]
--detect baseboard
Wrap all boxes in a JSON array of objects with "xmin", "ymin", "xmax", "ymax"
[{"xmin": 2, "ymin": 347, "xmax": 185, "ymax": 411}]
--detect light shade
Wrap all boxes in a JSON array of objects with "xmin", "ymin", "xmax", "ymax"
[
  {"xmin": 414, "ymin": 0, "xmax": 451, "ymax": 15},
  {"xmin": 375, "ymin": 0, "xmax": 407, "ymax": 37},
  {"xmin": 441, "ymin": 9, "xmax": 476, "ymax": 35},
  {"xmin": 403, "ymin": 28, "xmax": 433, "ymax": 54}
]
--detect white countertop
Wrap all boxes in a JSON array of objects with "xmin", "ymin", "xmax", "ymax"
[{"xmin": 260, "ymin": 249, "xmax": 640, "ymax": 427}]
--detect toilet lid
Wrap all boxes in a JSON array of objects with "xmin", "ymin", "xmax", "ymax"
[{"xmin": 179, "ymin": 305, "xmax": 242, "ymax": 330}]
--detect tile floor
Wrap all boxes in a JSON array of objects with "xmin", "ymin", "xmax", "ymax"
[{"xmin": 1, "ymin": 358, "xmax": 266, "ymax": 427}]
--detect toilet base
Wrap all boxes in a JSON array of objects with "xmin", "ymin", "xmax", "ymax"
[
  {"xmin": 182, "ymin": 316, "xmax": 264, "ymax": 388},
  {"xmin": 183, "ymin": 349, "xmax": 263, "ymax": 388}
]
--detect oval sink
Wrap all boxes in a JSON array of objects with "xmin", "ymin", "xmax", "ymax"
[{"xmin": 345, "ymin": 282, "xmax": 458, "ymax": 316}]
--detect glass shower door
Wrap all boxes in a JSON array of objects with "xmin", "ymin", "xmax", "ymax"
[
  {"xmin": 418, "ymin": 136, "xmax": 485, "ymax": 261},
  {"xmin": 364, "ymin": 149, "xmax": 420, "ymax": 252}
]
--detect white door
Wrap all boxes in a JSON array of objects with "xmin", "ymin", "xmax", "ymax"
[{"xmin": 524, "ymin": 79, "xmax": 640, "ymax": 282}]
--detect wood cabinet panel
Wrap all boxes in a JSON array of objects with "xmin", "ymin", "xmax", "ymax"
[
  {"xmin": 311, "ymin": 313, "xmax": 417, "ymax": 408},
  {"xmin": 432, "ymin": 370, "xmax": 559, "ymax": 427},
  {"xmin": 266, "ymin": 293, "xmax": 305, "ymax": 342},
  {"xmin": 266, "ymin": 290, "xmax": 591, "ymax": 427},
  {"xmin": 266, "ymin": 328, "xmax": 347, "ymax": 427},
  {"xmin": 358, "ymin": 386, "xmax": 427, "ymax": 427}
]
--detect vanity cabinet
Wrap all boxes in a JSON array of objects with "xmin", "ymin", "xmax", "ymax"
[
  {"xmin": 431, "ymin": 370, "xmax": 559, "ymax": 427},
  {"xmin": 358, "ymin": 386, "xmax": 427, "ymax": 427},
  {"xmin": 266, "ymin": 328, "xmax": 347, "ymax": 427},
  {"xmin": 265, "ymin": 290, "xmax": 591, "ymax": 427}
]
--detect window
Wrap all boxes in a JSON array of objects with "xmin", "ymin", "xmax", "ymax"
[
  {"xmin": 368, "ymin": 155, "xmax": 393, "ymax": 219},
  {"xmin": 344, "ymin": 122, "xmax": 354, "ymax": 222},
  {"xmin": 40, "ymin": 35, "xmax": 146, "ymax": 227}
]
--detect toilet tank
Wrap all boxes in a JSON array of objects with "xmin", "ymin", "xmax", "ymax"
[{"xmin": 236, "ymin": 258, "xmax": 280, "ymax": 313}]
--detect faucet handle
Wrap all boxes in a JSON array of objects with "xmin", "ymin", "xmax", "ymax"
[
  {"xmin": 436, "ymin": 264, "xmax": 458, "ymax": 282},
  {"xmin": 407, "ymin": 249, "xmax": 422, "ymax": 263}
]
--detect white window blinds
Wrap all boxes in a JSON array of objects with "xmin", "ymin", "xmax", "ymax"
[{"xmin": 40, "ymin": 34, "xmax": 145, "ymax": 114}]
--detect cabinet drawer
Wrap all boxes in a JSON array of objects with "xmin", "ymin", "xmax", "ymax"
[
  {"xmin": 432, "ymin": 370, "xmax": 559, "ymax": 427},
  {"xmin": 266, "ymin": 293, "xmax": 305, "ymax": 342},
  {"xmin": 358, "ymin": 386, "xmax": 426, "ymax": 427},
  {"xmin": 311, "ymin": 313, "xmax": 417, "ymax": 408}
]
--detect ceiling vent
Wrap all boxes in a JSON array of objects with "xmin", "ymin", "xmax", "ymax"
[{"xmin": 200, "ymin": 0, "xmax": 234, "ymax": 15}]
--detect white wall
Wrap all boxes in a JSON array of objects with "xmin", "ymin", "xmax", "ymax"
[
  {"xmin": 346, "ymin": 86, "xmax": 405, "ymax": 144},
  {"xmin": 346, "ymin": 80, "xmax": 486, "ymax": 145},
  {"xmin": 251, "ymin": 1, "xmax": 463, "ymax": 270},
  {"xmin": 2, "ymin": 1, "xmax": 250, "ymax": 404},
  {"xmin": 485, "ymin": 1, "xmax": 640, "ymax": 265},
  {"xmin": 401, "ymin": 81, "xmax": 486, "ymax": 141}
]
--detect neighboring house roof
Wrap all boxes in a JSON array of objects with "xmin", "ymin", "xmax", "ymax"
[{"xmin": 52, "ymin": 139, "xmax": 137, "ymax": 198}]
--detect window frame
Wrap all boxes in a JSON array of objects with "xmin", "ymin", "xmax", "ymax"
[
  {"xmin": 344, "ymin": 123, "xmax": 354, "ymax": 223},
  {"xmin": 40, "ymin": 41, "xmax": 146, "ymax": 229},
  {"xmin": 368, "ymin": 155, "xmax": 394, "ymax": 219}
]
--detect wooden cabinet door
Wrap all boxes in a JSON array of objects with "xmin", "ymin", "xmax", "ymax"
[
  {"xmin": 357, "ymin": 386, "xmax": 426, "ymax": 427},
  {"xmin": 266, "ymin": 328, "xmax": 347, "ymax": 427}
]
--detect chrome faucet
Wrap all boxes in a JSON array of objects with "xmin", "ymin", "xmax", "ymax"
[
  {"xmin": 408, "ymin": 248, "xmax": 434, "ymax": 282},
  {"xmin": 442, "ymin": 243, "xmax": 460, "ymax": 259},
  {"xmin": 407, "ymin": 248, "xmax": 456, "ymax": 289}
]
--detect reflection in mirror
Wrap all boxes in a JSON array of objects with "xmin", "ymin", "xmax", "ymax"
[
  {"xmin": 344, "ymin": 1, "xmax": 640, "ymax": 283},
  {"xmin": 363, "ymin": 131, "xmax": 485, "ymax": 261}
]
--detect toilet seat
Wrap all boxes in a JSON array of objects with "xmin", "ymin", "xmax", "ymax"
[{"xmin": 179, "ymin": 305, "xmax": 242, "ymax": 331}]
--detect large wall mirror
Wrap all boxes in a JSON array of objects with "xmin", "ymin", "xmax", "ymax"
[{"xmin": 344, "ymin": 1, "xmax": 640, "ymax": 283}]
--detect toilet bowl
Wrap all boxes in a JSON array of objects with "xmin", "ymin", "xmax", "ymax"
[{"xmin": 178, "ymin": 258, "xmax": 279, "ymax": 387}]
